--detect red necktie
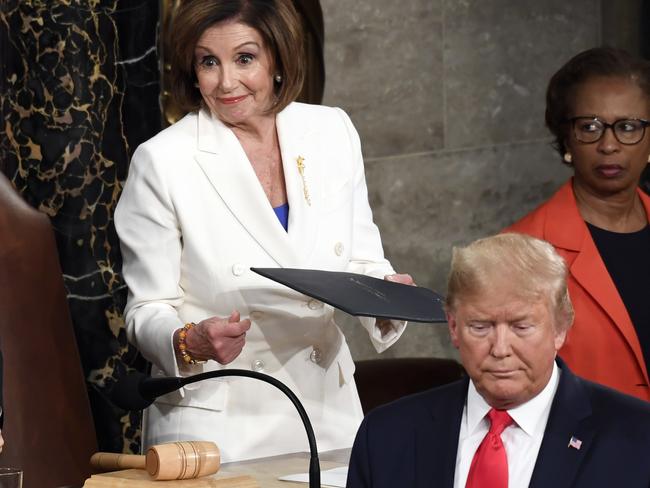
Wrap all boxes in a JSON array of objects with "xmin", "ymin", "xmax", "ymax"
[{"xmin": 465, "ymin": 408, "xmax": 513, "ymax": 488}]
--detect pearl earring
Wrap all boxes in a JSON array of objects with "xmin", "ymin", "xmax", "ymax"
[
  {"xmin": 274, "ymin": 74, "xmax": 282, "ymax": 83},
  {"xmin": 563, "ymin": 152, "xmax": 572, "ymax": 163}
]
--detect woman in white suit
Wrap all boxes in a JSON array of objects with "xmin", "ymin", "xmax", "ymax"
[{"xmin": 115, "ymin": 0, "xmax": 413, "ymax": 462}]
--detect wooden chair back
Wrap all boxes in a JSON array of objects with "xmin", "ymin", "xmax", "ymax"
[{"xmin": 0, "ymin": 173, "xmax": 97, "ymax": 488}]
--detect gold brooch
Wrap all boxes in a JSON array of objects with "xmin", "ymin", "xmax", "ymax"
[{"xmin": 296, "ymin": 155, "xmax": 311, "ymax": 206}]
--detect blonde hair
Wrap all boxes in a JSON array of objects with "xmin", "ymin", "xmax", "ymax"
[{"xmin": 446, "ymin": 233, "xmax": 574, "ymax": 331}]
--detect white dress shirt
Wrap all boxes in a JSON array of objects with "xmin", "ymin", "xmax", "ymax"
[{"xmin": 453, "ymin": 362, "xmax": 561, "ymax": 488}]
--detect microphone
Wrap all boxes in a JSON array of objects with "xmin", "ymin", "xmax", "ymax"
[
  {"xmin": 110, "ymin": 371, "xmax": 183, "ymax": 410},
  {"xmin": 111, "ymin": 369, "xmax": 321, "ymax": 488}
]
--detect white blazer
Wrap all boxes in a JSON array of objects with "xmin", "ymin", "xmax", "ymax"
[{"xmin": 115, "ymin": 102, "xmax": 406, "ymax": 462}]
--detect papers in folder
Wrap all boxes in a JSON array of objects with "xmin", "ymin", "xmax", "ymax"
[{"xmin": 251, "ymin": 267, "xmax": 446, "ymax": 323}]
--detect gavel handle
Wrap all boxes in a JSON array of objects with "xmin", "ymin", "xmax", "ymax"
[{"xmin": 90, "ymin": 452, "xmax": 145, "ymax": 471}]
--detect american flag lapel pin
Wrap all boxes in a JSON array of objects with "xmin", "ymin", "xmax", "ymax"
[{"xmin": 568, "ymin": 436, "xmax": 582, "ymax": 450}]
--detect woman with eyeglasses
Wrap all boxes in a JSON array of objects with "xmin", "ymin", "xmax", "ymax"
[{"xmin": 506, "ymin": 47, "xmax": 650, "ymax": 401}]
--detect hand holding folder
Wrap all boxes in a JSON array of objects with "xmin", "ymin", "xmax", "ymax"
[{"xmin": 251, "ymin": 268, "xmax": 446, "ymax": 323}]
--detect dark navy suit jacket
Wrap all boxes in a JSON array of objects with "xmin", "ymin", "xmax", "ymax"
[{"xmin": 347, "ymin": 361, "xmax": 650, "ymax": 488}]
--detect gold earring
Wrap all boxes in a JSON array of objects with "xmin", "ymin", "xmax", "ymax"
[{"xmin": 563, "ymin": 152, "xmax": 572, "ymax": 163}]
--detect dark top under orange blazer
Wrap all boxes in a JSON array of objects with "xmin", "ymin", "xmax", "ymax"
[{"xmin": 505, "ymin": 178, "xmax": 650, "ymax": 402}]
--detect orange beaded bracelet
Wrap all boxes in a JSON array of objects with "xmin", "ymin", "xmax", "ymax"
[{"xmin": 177, "ymin": 322, "xmax": 206, "ymax": 365}]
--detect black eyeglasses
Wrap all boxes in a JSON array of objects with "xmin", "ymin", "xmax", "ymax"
[{"xmin": 568, "ymin": 116, "xmax": 650, "ymax": 145}]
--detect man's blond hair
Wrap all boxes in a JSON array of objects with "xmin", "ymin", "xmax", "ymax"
[{"xmin": 446, "ymin": 233, "xmax": 574, "ymax": 331}]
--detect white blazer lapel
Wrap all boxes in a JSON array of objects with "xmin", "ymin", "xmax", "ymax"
[
  {"xmin": 276, "ymin": 105, "xmax": 321, "ymax": 265},
  {"xmin": 193, "ymin": 109, "xmax": 298, "ymax": 267}
]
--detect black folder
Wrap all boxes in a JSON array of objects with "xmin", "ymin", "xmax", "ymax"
[{"xmin": 251, "ymin": 267, "xmax": 446, "ymax": 323}]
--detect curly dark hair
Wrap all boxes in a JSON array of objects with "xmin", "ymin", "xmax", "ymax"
[{"xmin": 545, "ymin": 46, "xmax": 650, "ymax": 160}]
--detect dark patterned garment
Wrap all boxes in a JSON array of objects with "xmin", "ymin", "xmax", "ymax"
[{"xmin": 0, "ymin": 0, "xmax": 158, "ymax": 453}]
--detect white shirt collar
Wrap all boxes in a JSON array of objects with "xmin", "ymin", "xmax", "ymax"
[{"xmin": 466, "ymin": 361, "xmax": 561, "ymax": 437}]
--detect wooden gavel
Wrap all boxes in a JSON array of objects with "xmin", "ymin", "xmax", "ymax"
[{"xmin": 90, "ymin": 440, "xmax": 220, "ymax": 480}]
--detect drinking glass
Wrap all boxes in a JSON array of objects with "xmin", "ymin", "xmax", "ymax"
[{"xmin": 0, "ymin": 468, "xmax": 22, "ymax": 488}]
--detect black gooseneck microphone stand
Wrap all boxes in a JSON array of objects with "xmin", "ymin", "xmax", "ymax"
[{"xmin": 112, "ymin": 369, "xmax": 321, "ymax": 488}]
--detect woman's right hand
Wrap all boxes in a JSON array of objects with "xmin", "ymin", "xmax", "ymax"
[{"xmin": 180, "ymin": 311, "xmax": 251, "ymax": 365}]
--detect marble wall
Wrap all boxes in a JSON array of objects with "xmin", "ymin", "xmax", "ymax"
[
  {"xmin": 321, "ymin": 0, "xmax": 600, "ymax": 360},
  {"xmin": 0, "ymin": 0, "xmax": 158, "ymax": 452}
]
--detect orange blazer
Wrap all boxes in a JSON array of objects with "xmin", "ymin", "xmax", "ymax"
[{"xmin": 505, "ymin": 178, "xmax": 650, "ymax": 402}]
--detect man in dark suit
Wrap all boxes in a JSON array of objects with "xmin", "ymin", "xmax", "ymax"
[{"xmin": 347, "ymin": 233, "xmax": 650, "ymax": 488}]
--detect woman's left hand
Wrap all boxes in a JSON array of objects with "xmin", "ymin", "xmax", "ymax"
[
  {"xmin": 384, "ymin": 273, "xmax": 415, "ymax": 286},
  {"xmin": 376, "ymin": 273, "xmax": 416, "ymax": 336}
]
